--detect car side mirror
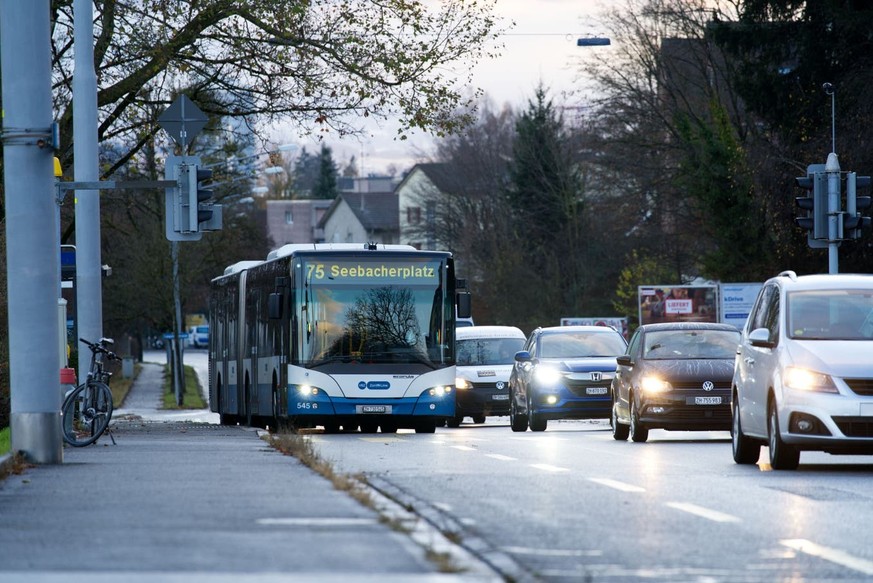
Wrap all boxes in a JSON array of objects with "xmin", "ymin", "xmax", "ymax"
[
  {"xmin": 748, "ymin": 327, "xmax": 774, "ymax": 348},
  {"xmin": 616, "ymin": 355, "xmax": 632, "ymax": 367},
  {"xmin": 514, "ymin": 350, "xmax": 532, "ymax": 363}
]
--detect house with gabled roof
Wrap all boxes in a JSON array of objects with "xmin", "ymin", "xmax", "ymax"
[
  {"xmin": 266, "ymin": 199, "xmax": 332, "ymax": 247},
  {"xmin": 395, "ymin": 163, "xmax": 460, "ymax": 250},
  {"xmin": 317, "ymin": 191, "xmax": 399, "ymax": 245}
]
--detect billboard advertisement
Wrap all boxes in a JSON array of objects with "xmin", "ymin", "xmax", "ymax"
[
  {"xmin": 638, "ymin": 285, "xmax": 718, "ymax": 326},
  {"xmin": 719, "ymin": 283, "xmax": 763, "ymax": 330}
]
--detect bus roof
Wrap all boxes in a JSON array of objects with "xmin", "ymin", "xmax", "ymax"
[
  {"xmin": 266, "ymin": 243, "xmax": 418, "ymax": 261},
  {"xmin": 223, "ymin": 260, "xmax": 263, "ymax": 275}
]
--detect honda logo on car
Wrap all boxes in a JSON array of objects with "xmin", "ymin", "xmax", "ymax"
[{"xmin": 358, "ymin": 381, "xmax": 391, "ymax": 390}]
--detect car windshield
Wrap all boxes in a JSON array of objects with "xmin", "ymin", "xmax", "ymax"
[
  {"xmin": 788, "ymin": 289, "xmax": 873, "ymax": 340},
  {"xmin": 457, "ymin": 338, "xmax": 524, "ymax": 366},
  {"xmin": 539, "ymin": 331, "xmax": 626, "ymax": 358},
  {"xmin": 643, "ymin": 329, "xmax": 740, "ymax": 360}
]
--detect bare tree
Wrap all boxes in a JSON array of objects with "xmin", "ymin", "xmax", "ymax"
[
  {"xmin": 580, "ymin": 0, "xmax": 777, "ymax": 292},
  {"xmin": 47, "ymin": 0, "xmax": 506, "ymax": 178}
]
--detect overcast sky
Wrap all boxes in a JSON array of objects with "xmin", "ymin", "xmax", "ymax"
[{"xmin": 274, "ymin": 0, "xmax": 615, "ymax": 177}]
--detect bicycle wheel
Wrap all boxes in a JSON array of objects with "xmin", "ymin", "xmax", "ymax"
[{"xmin": 62, "ymin": 381, "xmax": 114, "ymax": 447}]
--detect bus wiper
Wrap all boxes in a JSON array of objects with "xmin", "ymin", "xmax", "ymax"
[
  {"xmin": 308, "ymin": 354, "xmax": 357, "ymax": 368},
  {"xmin": 363, "ymin": 350, "xmax": 437, "ymax": 369}
]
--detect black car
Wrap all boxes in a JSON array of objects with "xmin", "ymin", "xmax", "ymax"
[
  {"xmin": 510, "ymin": 325, "xmax": 628, "ymax": 432},
  {"xmin": 611, "ymin": 322, "xmax": 741, "ymax": 442}
]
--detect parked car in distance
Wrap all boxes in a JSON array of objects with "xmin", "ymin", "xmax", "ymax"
[
  {"xmin": 611, "ymin": 322, "xmax": 741, "ymax": 442},
  {"xmin": 510, "ymin": 325, "xmax": 628, "ymax": 432},
  {"xmin": 451, "ymin": 325, "xmax": 527, "ymax": 426},
  {"xmin": 732, "ymin": 271, "xmax": 873, "ymax": 470},
  {"xmin": 189, "ymin": 325, "xmax": 209, "ymax": 349}
]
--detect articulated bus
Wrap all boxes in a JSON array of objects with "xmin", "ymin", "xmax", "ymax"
[{"xmin": 208, "ymin": 243, "xmax": 471, "ymax": 433}]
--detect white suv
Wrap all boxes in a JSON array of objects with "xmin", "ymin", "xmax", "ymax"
[{"xmin": 732, "ymin": 271, "xmax": 873, "ymax": 469}]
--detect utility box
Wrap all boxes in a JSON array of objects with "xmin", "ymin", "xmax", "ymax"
[{"xmin": 122, "ymin": 356, "xmax": 134, "ymax": 379}]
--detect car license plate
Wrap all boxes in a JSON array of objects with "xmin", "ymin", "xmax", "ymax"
[
  {"xmin": 356, "ymin": 405, "xmax": 391, "ymax": 414},
  {"xmin": 586, "ymin": 387, "xmax": 608, "ymax": 395},
  {"xmin": 693, "ymin": 396, "xmax": 721, "ymax": 405},
  {"xmin": 492, "ymin": 394, "xmax": 509, "ymax": 400}
]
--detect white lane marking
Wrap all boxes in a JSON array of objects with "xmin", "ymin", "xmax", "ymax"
[
  {"xmin": 665, "ymin": 502, "xmax": 741, "ymax": 523},
  {"xmin": 451, "ymin": 445, "xmax": 476, "ymax": 451},
  {"xmin": 504, "ymin": 546, "xmax": 603, "ymax": 557},
  {"xmin": 588, "ymin": 477, "xmax": 646, "ymax": 493},
  {"xmin": 433, "ymin": 502, "xmax": 453, "ymax": 512},
  {"xmin": 530, "ymin": 463, "xmax": 569, "ymax": 472},
  {"xmin": 256, "ymin": 517, "xmax": 377, "ymax": 526},
  {"xmin": 782, "ymin": 539, "xmax": 873, "ymax": 575},
  {"xmin": 485, "ymin": 453, "xmax": 516, "ymax": 461}
]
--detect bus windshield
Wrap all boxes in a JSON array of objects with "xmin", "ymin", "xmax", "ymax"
[{"xmin": 297, "ymin": 256, "xmax": 451, "ymax": 368}]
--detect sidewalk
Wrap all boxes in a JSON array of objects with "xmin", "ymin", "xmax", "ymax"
[{"xmin": 0, "ymin": 363, "xmax": 498, "ymax": 581}]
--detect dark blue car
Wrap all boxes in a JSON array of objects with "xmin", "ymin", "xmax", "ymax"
[{"xmin": 509, "ymin": 326, "xmax": 628, "ymax": 432}]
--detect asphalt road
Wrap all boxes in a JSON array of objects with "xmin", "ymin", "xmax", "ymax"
[{"xmin": 306, "ymin": 418, "xmax": 873, "ymax": 582}]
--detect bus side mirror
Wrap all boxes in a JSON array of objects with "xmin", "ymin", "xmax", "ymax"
[
  {"xmin": 456, "ymin": 290, "xmax": 472, "ymax": 319},
  {"xmin": 268, "ymin": 292, "xmax": 283, "ymax": 319}
]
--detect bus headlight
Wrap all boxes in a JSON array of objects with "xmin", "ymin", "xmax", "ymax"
[
  {"xmin": 455, "ymin": 378, "xmax": 472, "ymax": 390},
  {"xmin": 297, "ymin": 385, "xmax": 318, "ymax": 396},
  {"xmin": 429, "ymin": 386, "xmax": 452, "ymax": 397}
]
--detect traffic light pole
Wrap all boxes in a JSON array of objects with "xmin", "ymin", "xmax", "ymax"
[
  {"xmin": 1, "ymin": 0, "xmax": 63, "ymax": 463},
  {"xmin": 826, "ymin": 153, "xmax": 841, "ymax": 274}
]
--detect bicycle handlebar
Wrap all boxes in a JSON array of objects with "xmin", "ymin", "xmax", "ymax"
[{"xmin": 79, "ymin": 337, "xmax": 120, "ymax": 361}]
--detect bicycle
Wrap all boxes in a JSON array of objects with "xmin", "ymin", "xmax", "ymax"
[{"xmin": 62, "ymin": 337, "xmax": 118, "ymax": 447}]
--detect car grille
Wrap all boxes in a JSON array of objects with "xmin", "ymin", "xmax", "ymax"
[
  {"xmin": 844, "ymin": 379, "xmax": 873, "ymax": 396},
  {"xmin": 565, "ymin": 378, "xmax": 611, "ymax": 397},
  {"xmin": 650, "ymin": 406, "xmax": 731, "ymax": 421},
  {"xmin": 833, "ymin": 417, "xmax": 873, "ymax": 438},
  {"xmin": 669, "ymin": 381, "xmax": 732, "ymax": 391},
  {"xmin": 467, "ymin": 381, "xmax": 506, "ymax": 390}
]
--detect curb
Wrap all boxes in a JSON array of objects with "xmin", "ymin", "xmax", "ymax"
[{"xmin": 0, "ymin": 452, "xmax": 16, "ymax": 481}]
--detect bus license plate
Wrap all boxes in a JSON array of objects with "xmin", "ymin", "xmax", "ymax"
[
  {"xmin": 693, "ymin": 396, "xmax": 721, "ymax": 405},
  {"xmin": 586, "ymin": 387, "xmax": 608, "ymax": 395},
  {"xmin": 357, "ymin": 405, "xmax": 391, "ymax": 414},
  {"xmin": 492, "ymin": 394, "xmax": 509, "ymax": 400}
]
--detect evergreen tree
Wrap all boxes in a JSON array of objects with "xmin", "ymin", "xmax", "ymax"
[
  {"xmin": 312, "ymin": 145, "xmax": 339, "ymax": 200},
  {"xmin": 507, "ymin": 86, "xmax": 580, "ymax": 249},
  {"xmin": 292, "ymin": 148, "xmax": 319, "ymax": 197}
]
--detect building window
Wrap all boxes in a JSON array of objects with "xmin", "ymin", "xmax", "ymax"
[
  {"xmin": 407, "ymin": 206, "xmax": 421, "ymax": 225},
  {"xmin": 285, "ymin": 210, "xmax": 293, "ymax": 224}
]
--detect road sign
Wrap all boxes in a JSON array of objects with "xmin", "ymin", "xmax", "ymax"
[
  {"xmin": 60, "ymin": 244, "xmax": 76, "ymax": 280},
  {"xmin": 158, "ymin": 95, "xmax": 207, "ymax": 150}
]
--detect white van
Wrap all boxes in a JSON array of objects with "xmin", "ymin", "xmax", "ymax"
[
  {"xmin": 189, "ymin": 325, "xmax": 209, "ymax": 349},
  {"xmin": 451, "ymin": 325, "xmax": 526, "ymax": 427}
]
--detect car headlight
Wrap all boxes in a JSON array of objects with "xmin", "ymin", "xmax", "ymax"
[
  {"xmin": 455, "ymin": 377, "xmax": 472, "ymax": 390},
  {"xmin": 534, "ymin": 366, "xmax": 563, "ymax": 385},
  {"xmin": 784, "ymin": 366, "xmax": 838, "ymax": 393},
  {"xmin": 640, "ymin": 376, "xmax": 671, "ymax": 393}
]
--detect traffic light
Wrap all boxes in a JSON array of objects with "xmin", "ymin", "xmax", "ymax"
[
  {"xmin": 190, "ymin": 164, "xmax": 223, "ymax": 232},
  {"xmin": 844, "ymin": 172, "xmax": 872, "ymax": 239},
  {"xmin": 795, "ymin": 164, "xmax": 827, "ymax": 245},
  {"xmin": 164, "ymin": 155, "xmax": 202, "ymax": 241}
]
